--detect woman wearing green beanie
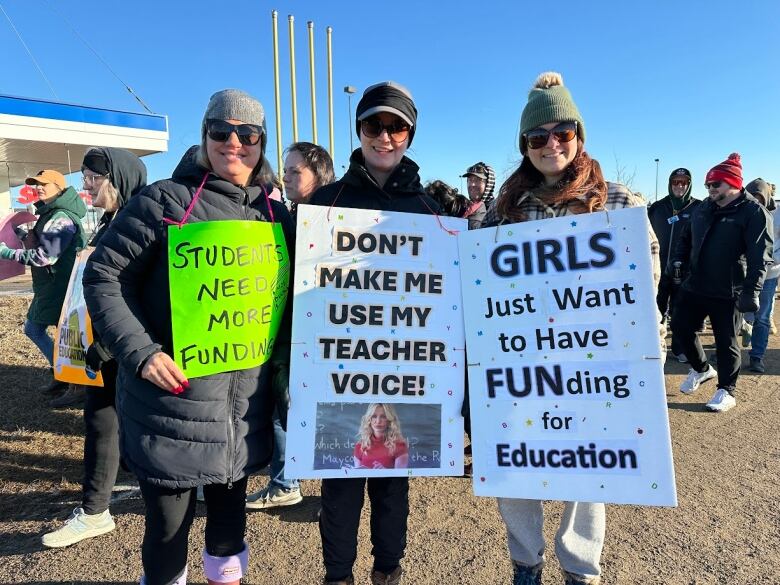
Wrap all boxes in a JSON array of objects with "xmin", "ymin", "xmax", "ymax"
[{"xmin": 483, "ymin": 72, "xmax": 662, "ymax": 585}]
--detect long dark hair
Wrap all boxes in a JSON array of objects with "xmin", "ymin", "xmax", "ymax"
[{"xmin": 496, "ymin": 139, "xmax": 607, "ymax": 222}]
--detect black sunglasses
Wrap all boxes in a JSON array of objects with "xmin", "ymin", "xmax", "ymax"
[
  {"xmin": 705, "ymin": 181, "xmax": 723, "ymax": 190},
  {"xmin": 206, "ymin": 119, "xmax": 264, "ymax": 146},
  {"xmin": 360, "ymin": 116, "xmax": 411, "ymax": 143},
  {"xmin": 523, "ymin": 121, "xmax": 578, "ymax": 150}
]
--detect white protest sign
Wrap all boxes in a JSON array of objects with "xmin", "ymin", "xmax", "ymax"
[
  {"xmin": 459, "ymin": 206, "xmax": 676, "ymax": 506},
  {"xmin": 286, "ymin": 204, "xmax": 467, "ymax": 478}
]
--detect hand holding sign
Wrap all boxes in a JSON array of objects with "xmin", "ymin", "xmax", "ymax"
[{"xmin": 142, "ymin": 352, "xmax": 189, "ymax": 394}]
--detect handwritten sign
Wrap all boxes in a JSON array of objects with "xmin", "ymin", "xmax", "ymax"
[{"xmin": 168, "ymin": 220, "xmax": 289, "ymax": 378}]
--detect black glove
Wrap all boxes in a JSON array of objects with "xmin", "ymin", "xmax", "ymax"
[
  {"xmin": 272, "ymin": 363, "xmax": 290, "ymax": 432},
  {"xmin": 85, "ymin": 342, "xmax": 112, "ymax": 374},
  {"xmin": 736, "ymin": 291, "xmax": 760, "ymax": 313}
]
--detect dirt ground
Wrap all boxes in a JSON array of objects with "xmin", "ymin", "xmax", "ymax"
[{"xmin": 0, "ymin": 293, "xmax": 778, "ymax": 585}]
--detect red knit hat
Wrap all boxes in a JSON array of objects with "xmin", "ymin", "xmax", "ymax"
[{"xmin": 706, "ymin": 153, "xmax": 743, "ymax": 190}]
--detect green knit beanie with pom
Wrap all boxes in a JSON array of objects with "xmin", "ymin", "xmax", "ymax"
[{"xmin": 519, "ymin": 72, "xmax": 585, "ymax": 152}]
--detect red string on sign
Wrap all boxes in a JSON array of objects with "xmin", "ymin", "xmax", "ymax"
[
  {"xmin": 417, "ymin": 195, "xmax": 460, "ymax": 236},
  {"xmin": 260, "ymin": 184, "xmax": 276, "ymax": 224},
  {"xmin": 163, "ymin": 172, "xmax": 209, "ymax": 228}
]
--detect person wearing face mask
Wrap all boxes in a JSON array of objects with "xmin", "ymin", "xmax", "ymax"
[
  {"xmin": 670, "ymin": 154, "xmax": 772, "ymax": 412},
  {"xmin": 460, "ymin": 162, "xmax": 496, "ymax": 229},
  {"xmin": 482, "ymin": 71, "xmax": 663, "ymax": 585},
  {"xmin": 42, "ymin": 147, "xmax": 147, "ymax": 544},
  {"xmin": 0, "ymin": 170, "xmax": 87, "ymax": 398},
  {"xmin": 648, "ymin": 168, "xmax": 702, "ymax": 362},
  {"xmin": 309, "ymin": 81, "xmax": 439, "ymax": 585},
  {"xmin": 83, "ymin": 89, "xmax": 295, "ymax": 585}
]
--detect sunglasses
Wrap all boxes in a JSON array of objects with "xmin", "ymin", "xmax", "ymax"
[
  {"xmin": 360, "ymin": 116, "xmax": 410, "ymax": 143},
  {"xmin": 671, "ymin": 180, "xmax": 690, "ymax": 187},
  {"xmin": 206, "ymin": 119, "xmax": 264, "ymax": 146},
  {"xmin": 523, "ymin": 121, "xmax": 578, "ymax": 150},
  {"xmin": 705, "ymin": 181, "xmax": 723, "ymax": 190}
]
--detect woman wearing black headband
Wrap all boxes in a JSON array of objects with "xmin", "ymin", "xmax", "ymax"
[{"xmin": 309, "ymin": 81, "xmax": 439, "ymax": 585}]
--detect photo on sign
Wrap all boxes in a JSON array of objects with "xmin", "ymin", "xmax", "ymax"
[{"xmin": 313, "ymin": 402, "xmax": 442, "ymax": 470}]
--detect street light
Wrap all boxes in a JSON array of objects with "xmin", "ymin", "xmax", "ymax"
[
  {"xmin": 654, "ymin": 158, "xmax": 660, "ymax": 202},
  {"xmin": 344, "ymin": 85, "xmax": 357, "ymax": 154}
]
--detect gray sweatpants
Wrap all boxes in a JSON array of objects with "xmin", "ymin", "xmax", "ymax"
[{"xmin": 497, "ymin": 499, "xmax": 605, "ymax": 579}]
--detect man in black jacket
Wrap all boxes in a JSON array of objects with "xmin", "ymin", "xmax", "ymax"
[
  {"xmin": 671, "ymin": 153, "xmax": 772, "ymax": 412},
  {"xmin": 648, "ymin": 168, "xmax": 701, "ymax": 362}
]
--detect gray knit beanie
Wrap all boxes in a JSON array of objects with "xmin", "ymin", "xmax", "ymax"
[
  {"xmin": 202, "ymin": 89, "xmax": 267, "ymax": 152},
  {"xmin": 519, "ymin": 72, "xmax": 585, "ymax": 153}
]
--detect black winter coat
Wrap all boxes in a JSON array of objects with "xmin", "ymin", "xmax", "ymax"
[
  {"xmin": 310, "ymin": 149, "xmax": 440, "ymax": 214},
  {"xmin": 672, "ymin": 192, "xmax": 772, "ymax": 300},
  {"xmin": 647, "ymin": 195, "xmax": 701, "ymax": 274},
  {"xmin": 83, "ymin": 152, "xmax": 295, "ymax": 488}
]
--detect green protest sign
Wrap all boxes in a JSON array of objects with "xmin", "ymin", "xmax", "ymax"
[{"xmin": 168, "ymin": 220, "xmax": 289, "ymax": 378}]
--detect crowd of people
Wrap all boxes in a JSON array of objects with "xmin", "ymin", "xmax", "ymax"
[{"xmin": 1, "ymin": 72, "xmax": 775, "ymax": 585}]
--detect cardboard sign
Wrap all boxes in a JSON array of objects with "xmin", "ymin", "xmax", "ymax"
[
  {"xmin": 286, "ymin": 205, "xmax": 468, "ymax": 478},
  {"xmin": 168, "ymin": 220, "xmax": 289, "ymax": 378},
  {"xmin": 53, "ymin": 248, "xmax": 104, "ymax": 386},
  {"xmin": 0, "ymin": 211, "xmax": 37, "ymax": 281},
  {"xmin": 459, "ymin": 207, "xmax": 676, "ymax": 506}
]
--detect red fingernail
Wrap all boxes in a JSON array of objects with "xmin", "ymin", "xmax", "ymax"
[
  {"xmin": 182, "ymin": 380, "xmax": 190, "ymax": 389},
  {"xmin": 172, "ymin": 385, "xmax": 183, "ymax": 394}
]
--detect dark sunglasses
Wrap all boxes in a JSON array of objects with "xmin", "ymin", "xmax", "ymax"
[
  {"xmin": 523, "ymin": 121, "xmax": 578, "ymax": 150},
  {"xmin": 671, "ymin": 180, "xmax": 690, "ymax": 187},
  {"xmin": 705, "ymin": 181, "xmax": 723, "ymax": 190},
  {"xmin": 360, "ymin": 116, "xmax": 410, "ymax": 143},
  {"xmin": 206, "ymin": 119, "xmax": 264, "ymax": 146}
]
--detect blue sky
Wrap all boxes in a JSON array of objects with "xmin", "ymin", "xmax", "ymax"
[{"xmin": 2, "ymin": 0, "xmax": 779, "ymax": 201}]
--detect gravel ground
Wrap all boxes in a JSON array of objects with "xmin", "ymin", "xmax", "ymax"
[{"xmin": 0, "ymin": 294, "xmax": 777, "ymax": 585}]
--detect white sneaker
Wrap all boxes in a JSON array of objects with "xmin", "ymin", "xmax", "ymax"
[
  {"xmin": 246, "ymin": 484, "xmax": 302, "ymax": 510},
  {"xmin": 42, "ymin": 507, "xmax": 115, "ymax": 548},
  {"xmin": 706, "ymin": 388, "xmax": 736, "ymax": 412},
  {"xmin": 680, "ymin": 365, "xmax": 717, "ymax": 394}
]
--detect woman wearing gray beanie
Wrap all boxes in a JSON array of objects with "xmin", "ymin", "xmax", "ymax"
[
  {"xmin": 482, "ymin": 73, "xmax": 662, "ymax": 585},
  {"xmin": 83, "ymin": 89, "xmax": 295, "ymax": 585}
]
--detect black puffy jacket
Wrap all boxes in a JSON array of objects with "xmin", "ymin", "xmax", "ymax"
[
  {"xmin": 647, "ymin": 195, "xmax": 701, "ymax": 273},
  {"xmin": 83, "ymin": 151, "xmax": 295, "ymax": 488},
  {"xmin": 672, "ymin": 192, "xmax": 772, "ymax": 300},
  {"xmin": 310, "ymin": 149, "xmax": 440, "ymax": 214}
]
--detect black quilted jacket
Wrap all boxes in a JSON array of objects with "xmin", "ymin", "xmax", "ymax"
[{"xmin": 83, "ymin": 149, "xmax": 295, "ymax": 488}]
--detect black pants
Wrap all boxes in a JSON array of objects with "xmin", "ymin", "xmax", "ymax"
[
  {"xmin": 671, "ymin": 289, "xmax": 741, "ymax": 393},
  {"xmin": 320, "ymin": 477, "xmax": 409, "ymax": 581},
  {"xmin": 139, "ymin": 476, "xmax": 248, "ymax": 585},
  {"xmin": 657, "ymin": 275, "xmax": 684, "ymax": 355},
  {"xmin": 82, "ymin": 360, "xmax": 120, "ymax": 515}
]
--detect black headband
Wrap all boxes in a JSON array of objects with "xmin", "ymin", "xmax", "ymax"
[{"xmin": 82, "ymin": 151, "xmax": 110, "ymax": 176}]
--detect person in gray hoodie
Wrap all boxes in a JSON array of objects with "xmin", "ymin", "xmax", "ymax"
[{"xmin": 744, "ymin": 178, "xmax": 778, "ymax": 372}]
